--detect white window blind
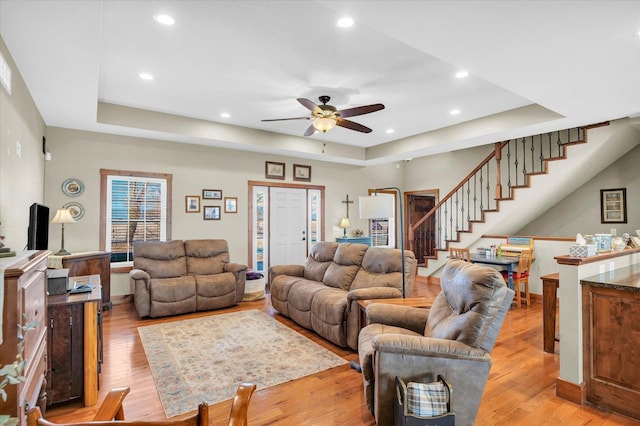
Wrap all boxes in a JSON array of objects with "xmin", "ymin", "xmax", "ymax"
[{"xmin": 105, "ymin": 173, "xmax": 169, "ymax": 265}]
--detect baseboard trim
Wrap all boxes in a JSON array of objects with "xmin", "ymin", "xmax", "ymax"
[{"xmin": 556, "ymin": 377, "xmax": 586, "ymax": 405}]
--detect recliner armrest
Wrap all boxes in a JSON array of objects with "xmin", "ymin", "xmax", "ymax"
[
  {"xmin": 372, "ymin": 333, "xmax": 491, "ymax": 362},
  {"xmin": 269, "ymin": 264, "xmax": 304, "ymax": 281},
  {"xmin": 129, "ymin": 268, "xmax": 151, "ymax": 286},
  {"xmin": 347, "ymin": 287, "xmax": 403, "ymax": 302},
  {"xmin": 366, "ymin": 303, "xmax": 429, "ymax": 335},
  {"xmin": 224, "ymin": 262, "xmax": 248, "ymax": 274}
]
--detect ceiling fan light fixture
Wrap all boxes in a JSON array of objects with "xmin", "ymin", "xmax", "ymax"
[{"xmin": 313, "ymin": 117, "xmax": 337, "ymax": 133}]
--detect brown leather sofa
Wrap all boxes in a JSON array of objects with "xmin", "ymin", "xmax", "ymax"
[
  {"xmin": 269, "ymin": 242, "xmax": 417, "ymax": 350},
  {"xmin": 129, "ymin": 239, "xmax": 248, "ymax": 318},
  {"xmin": 358, "ymin": 259, "xmax": 515, "ymax": 426}
]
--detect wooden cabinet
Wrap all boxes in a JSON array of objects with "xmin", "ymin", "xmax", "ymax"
[
  {"xmin": 0, "ymin": 250, "xmax": 50, "ymax": 425},
  {"xmin": 59, "ymin": 252, "xmax": 111, "ymax": 309},
  {"xmin": 46, "ymin": 275, "xmax": 102, "ymax": 407},
  {"xmin": 581, "ymin": 265, "xmax": 640, "ymax": 421}
]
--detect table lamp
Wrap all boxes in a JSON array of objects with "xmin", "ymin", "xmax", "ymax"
[
  {"xmin": 339, "ymin": 218, "xmax": 351, "ymax": 237},
  {"xmin": 50, "ymin": 208, "xmax": 76, "ymax": 255}
]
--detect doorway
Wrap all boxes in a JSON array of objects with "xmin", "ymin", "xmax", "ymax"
[
  {"xmin": 248, "ymin": 180, "xmax": 325, "ymax": 275},
  {"xmin": 406, "ymin": 191, "xmax": 438, "ymax": 265}
]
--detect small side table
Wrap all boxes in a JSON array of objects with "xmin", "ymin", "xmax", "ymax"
[
  {"xmin": 357, "ymin": 297, "xmax": 432, "ymax": 334},
  {"xmin": 541, "ymin": 273, "xmax": 560, "ymax": 353}
]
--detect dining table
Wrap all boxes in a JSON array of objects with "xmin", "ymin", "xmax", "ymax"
[{"xmin": 469, "ymin": 252, "xmax": 521, "ymax": 290}]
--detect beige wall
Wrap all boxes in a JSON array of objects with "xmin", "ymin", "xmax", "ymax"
[{"xmin": 0, "ymin": 35, "xmax": 46, "ymax": 251}]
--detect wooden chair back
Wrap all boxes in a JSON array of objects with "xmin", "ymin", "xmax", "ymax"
[
  {"xmin": 449, "ymin": 247, "xmax": 471, "ymax": 262},
  {"xmin": 508, "ymin": 248, "xmax": 533, "ymax": 308},
  {"xmin": 27, "ymin": 382, "xmax": 256, "ymax": 426}
]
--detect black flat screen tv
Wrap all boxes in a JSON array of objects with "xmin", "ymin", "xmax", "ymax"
[{"xmin": 27, "ymin": 203, "xmax": 50, "ymax": 250}]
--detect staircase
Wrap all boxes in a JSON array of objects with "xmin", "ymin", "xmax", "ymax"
[{"xmin": 413, "ymin": 118, "xmax": 640, "ymax": 276}]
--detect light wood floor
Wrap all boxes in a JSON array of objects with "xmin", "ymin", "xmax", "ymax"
[{"xmin": 45, "ymin": 278, "xmax": 638, "ymax": 425}]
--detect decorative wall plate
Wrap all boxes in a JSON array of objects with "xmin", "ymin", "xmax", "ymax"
[
  {"xmin": 62, "ymin": 178, "xmax": 84, "ymax": 197},
  {"xmin": 63, "ymin": 202, "xmax": 85, "ymax": 220}
]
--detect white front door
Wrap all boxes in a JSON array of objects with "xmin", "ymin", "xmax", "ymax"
[{"xmin": 270, "ymin": 187, "xmax": 308, "ymax": 267}]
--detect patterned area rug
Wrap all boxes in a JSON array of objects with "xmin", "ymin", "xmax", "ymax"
[{"xmin": 138, "ymin": 309, "xmax": 347, "ymax": 418}]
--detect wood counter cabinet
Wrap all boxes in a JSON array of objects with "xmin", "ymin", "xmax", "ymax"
[
  {"xmin": 581, "ymin": 264, "xmax": 640, "ymax": 421},
  {"xmin": 60, "ymin": 252, "xmax": 111, "ymax": 310}
]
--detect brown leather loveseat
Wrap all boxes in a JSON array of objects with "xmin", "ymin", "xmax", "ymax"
[
  {"xmin": 129, "ymin": 239, "xmax": 247, "ymax": 318},
  {"xmin": 269, "ymin": 242, "xmax": 417, "ymax": 350}
]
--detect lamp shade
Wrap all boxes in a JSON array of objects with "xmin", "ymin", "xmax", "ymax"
[
  {"xmin": 313, "ymin": 117, "xmax": 337, "ymax": 133},
  {"xmin": 339, "ymin": 218, "xmax": 351, "ymax": 229},
  {"xmin": 359, "ymin": 194, "xmax": 394, "ymax": 219},
  {"xmin": 51, "ymin": 208, "xmax": 76, "ymax": 224}
]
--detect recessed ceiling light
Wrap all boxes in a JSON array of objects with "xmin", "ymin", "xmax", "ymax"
[
  {"xmin": 154, "ymin": 14, "xmax": 175, "ymax": 26},
  {"xmin": 336, "ymin": 17, "xmax": 354, "ymax": 28},
  {"xmin": 139, "ymin": 72, "xmax": 154, "ymax": 81},
  {"xmin": 386, "ymin": 129, "xmax": 395, "ymax": 134},
  {"xmin": 455, "ymin": 70, "xmax": 469, "ymax": 79},
  {"xmin": 220, "ymin": 112, "xmax": 231, "ymax": 118},
  {"xmin": 450, "ymin": 109, "xmax": 461, "ymax": 115}
]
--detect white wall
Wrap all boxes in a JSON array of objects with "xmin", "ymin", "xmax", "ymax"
[
  {"xmin": 43, "ymin": 127, "xmax": 404, "ymax": 296},
  {"xmin": 0, "ymin": 35, "xmax": 46, "ymax": 251}
]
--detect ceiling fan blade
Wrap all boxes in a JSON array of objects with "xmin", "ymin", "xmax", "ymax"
[
  {"xmin": 261, "ymin": 117, "xmax": 310, "ymax": 122},
  {"xmin": 297, "ymin": 98, "xmax": 324, "ymax": 116},
  {"xmin": 303, "ymin": 124, "xmax": 317, "ymax": 137},
  {"xmin": 338, "ymin": 103, "xmax": 385, "ymax": 118},
  {"xmin": 336, "ymin": 118, "xmax": 372, "ymax": 133}
]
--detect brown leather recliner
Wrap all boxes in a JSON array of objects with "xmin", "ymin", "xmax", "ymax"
[
  {"xmin": 358, "ymin": 259, "xmax": 515, "ymax": 426},
  {"xmin": 130, "ymin": 239, "xmax": 247, "ymax": 318}
]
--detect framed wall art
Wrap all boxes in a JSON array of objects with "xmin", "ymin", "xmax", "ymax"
[
  {"xmin": 265, "ymin": 161, "xmax": 285, "ymax": 180},
  {"xmin": 62, "ymin": 178, "xmax": 84, "ymax": 197},
  {"xmin": 203, "ymin": 189, "xmax": 222, "ymax": 200},
  {"xmin": 293, "ymin": 164, "xmax": 311, "ymax": 182},
  {"xmin": 203, "ymin": 206, "xmax": 221, "ymax": 220},
  {"xmin": 185, "ymin": 195, "xmax": 201, "ymax": 213},
  {"xmin": 224, "ymin": 197, "xmax": 238, "ymax": 213},
  {"xmin": 600, "ymin": 188, "xmax": 627, "ymax": 224}
]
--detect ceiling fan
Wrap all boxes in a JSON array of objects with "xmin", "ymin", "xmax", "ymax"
[{"xmin": 261, "ymin": 95, "xmax": 385, "ymax": 136}]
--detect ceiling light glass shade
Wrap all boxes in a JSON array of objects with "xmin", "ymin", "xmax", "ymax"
[
  {"xmin": 313, "ymin": 117, "xmax": 337, "ymax": 133},
  {"xmin": 339, "ymin": 218, "xmax": 351, "ymax": 229},
  {"xmin": 359, "ymin": 194, "xmax": 394, "ymax": 219},
  {"xmin": 51, "ymin": 208, "xmax": 76, "ymax": 224}
]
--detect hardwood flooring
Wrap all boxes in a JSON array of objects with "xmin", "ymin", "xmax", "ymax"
[{"xmin": 44, "ymin": 278, "xmax": 638, "ymax": 425}]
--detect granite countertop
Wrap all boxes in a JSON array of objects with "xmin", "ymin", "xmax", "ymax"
[{"xmin": 580, "ymin": 263, "xmax": 640, "ymax": 292}]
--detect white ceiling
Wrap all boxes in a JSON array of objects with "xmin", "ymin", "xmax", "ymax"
[{"xmin": 1, "ymin": 1, "xmax": 639, "ymax": 165}]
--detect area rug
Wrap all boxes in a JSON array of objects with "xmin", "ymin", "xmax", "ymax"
[{"xmin": 137, "ymin": 309, "xmax": 347, "ymax": 417}]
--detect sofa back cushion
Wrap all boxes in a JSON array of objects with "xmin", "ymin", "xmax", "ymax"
[
  {"xmin": 133, "ymin": 240, "xmax": 186, "ymax": 279},
  {"xmin": 350, "ymin": 247, "xmax": 407, "ymax": 290},
  {"xmin": 303, "ymin": 242, "xmax": 339, "ymax": 282},
  {"xmin": 424, "ymin": 259, "xmax": 510, "ymax": 352},
  {"xmin": 185, "ymin": 239, "xmax": 229, "ymax": 275},
  {"xmin": 323, "ymin": 243, "xmax": 368, "ymax": 290}
]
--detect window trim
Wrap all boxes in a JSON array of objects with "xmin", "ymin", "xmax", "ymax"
[{"xmin": 100, "ymin": 169, "xmax": 173, "ymax": 267}]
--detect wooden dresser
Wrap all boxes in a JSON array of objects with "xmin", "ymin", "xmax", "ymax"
[{"xmin": 0, "ymin": 250, "xmax": 50, "ymax": 425}]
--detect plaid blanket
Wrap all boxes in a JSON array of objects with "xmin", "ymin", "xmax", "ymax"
[{"xmin": 406, "ymin": 380, "xmax": 450, "ymax": 417}]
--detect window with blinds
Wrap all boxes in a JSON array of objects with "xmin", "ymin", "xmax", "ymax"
[{"xmin": 100, "ymin": 170, "xmax": 172, "ymax": 265}]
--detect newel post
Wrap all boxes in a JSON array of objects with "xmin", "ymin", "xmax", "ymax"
[{"xmin": 495, "ymin": 142, "xmax": 503, "ymax": 200}]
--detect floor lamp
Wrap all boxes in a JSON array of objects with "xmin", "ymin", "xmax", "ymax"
[
  {"xmin": 50, "ymin": 208, "xmax": 76, "ymax": 256},
  {"xmin": 359, "ymin": 187, "xmax": 406, "ymax": 298}
]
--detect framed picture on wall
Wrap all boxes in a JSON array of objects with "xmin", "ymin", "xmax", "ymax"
[
  {"xmin": 203, "ymin": 206, "xmax": 221, "ymax": 220},
  {"xmin": 185, "ymin": 195, "xmax": 201, "ymax": 213},
  {"xmin": 265, "ymin": 161, "xmax": 285, "ymax": 180},
  {"xmin": 224, "ymin": 197, "xmax": 238, "ymax": 213},
  {"xmin": 293, "ymin": 164, "xmax": 311, "ymax": 182},
  {"xmin": 203, "ymin": 189, "xmax": 222, "ymax": 200},
  {"xmin": 600, "ymin": 188, "xmax": 627, "ymax": 223}
]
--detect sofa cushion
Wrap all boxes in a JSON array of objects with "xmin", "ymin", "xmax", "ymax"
[
  {"xmin": 322, "ymin": 243, "xmax": 367, "ymax": 290},
  {"xmin": 425, "ymin": 260, "xmax": 508, "ymax": 352},
  {"xmin": 311, "ymin": 288, "xmax": 348, "ymax": 347},
  {"xmin": 148, "ymin": 276, "xmax": 196, "ymax": 317},
  {"xmin": 194, "ymin": 273, "xmax": 236, "ymax": 297},
  {"xmin": 303, "ymin": 242, "xmax": 339, "ymax": 282},
  {"xmin": 288, "ymin": 282, "xmax": 327, "ymax": 329},
  {"xmin": 133, "ymin": 240, "xmax": 186, "ymax": 279},
  {"xmin": 185, "ymin": 239, "xmax": 229, "ymax": 275}
]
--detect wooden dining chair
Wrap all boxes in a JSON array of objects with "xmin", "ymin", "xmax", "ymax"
[
  {"xmin": 27, "ymin": 383, "xmax": 256, "ymax": 426},
  {"xmin": 449, "ymin": 247, "xmax": 471, "ymax": 262},
  {"xmin": 501, "ymin": 248, "xmax": 533, "ymax": 308}
]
